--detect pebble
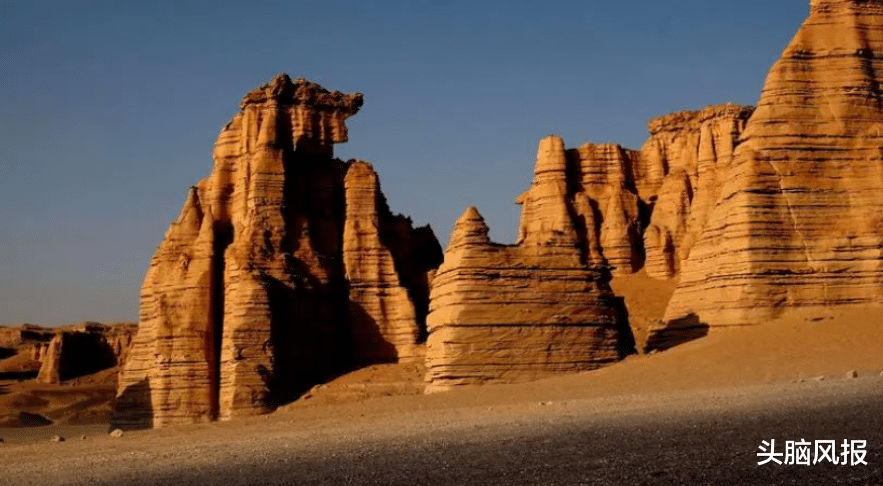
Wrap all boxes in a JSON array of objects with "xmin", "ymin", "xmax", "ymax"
[
  {"xmin": 50, "ymin": 435, "xmax": 64, "ymax": 443},
  {"xmin": 847, "ymin": 370, "xmax": 858, "ymax": 379},
  {"xmin": 110, "ymin": 429, "xmax": 124, "ymax": 438}
]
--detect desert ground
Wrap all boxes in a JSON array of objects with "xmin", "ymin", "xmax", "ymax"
[{"xmin": 2, "ymin": 286, "xmax": 882, "ymax": 484}]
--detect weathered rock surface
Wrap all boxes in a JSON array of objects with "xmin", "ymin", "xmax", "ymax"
[
  {"xmin": 0, "ymin": 323, "xmax": 134, "ymax": 383},
  {"xmin": 344, "ymin": 161, "xmax": 441, "ymax": 364},
  {"xmin": 425, "ymin": 137, "xmax": 633, "ymax": 392},
  {"xmin": 654, "ymin": 0, "xmax": 883, "ymax": 344},
  {"xmin": 639, "ymin": 106, "xmax": 753, "ymax": 279},
  {"xmin": 113, "ymin": 75, "xmax": 441, "ymax": 429},
  {"xmin": 565, "ymin": 142, "xmax": 643, "ymax": 274},
  {"xmin": 528, "ymin": 105, "xmax": 752, "ymax": 280},
  {"xmin": 36, "ymin": 323, "xmax": 135, "ymax": 385}
]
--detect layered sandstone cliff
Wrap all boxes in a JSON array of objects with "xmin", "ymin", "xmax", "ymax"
[
  {"xmin": 639, "ymin": 105, "xmax": 753, "ymax": 279},
  {"xmin": 425, "ymin": 137, "xmax": 633, "ymax": 392},
  {"xmin": 653, "ymin": 0, "xmax": 883, "ymax": 342},
  {"xmin": 564, "ymin": 143, "xmax": 643, "ymax": 274},
  {"xmin": 344, "ymin": 161, "xmax": 441, "ymax": 364},
  {"xmin": 519, "ymin": 105, "xmax": 752, "ymax": 281},
  {"xmin": 113, "ymin": 75, "xmax": 441, "ymax": 429}
]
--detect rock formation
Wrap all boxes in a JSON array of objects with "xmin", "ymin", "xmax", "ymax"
[
  {"xmin": 564, "ymin": 143, "xmax": 643, "ymax": 274},
  {"xmin": 0, "ymin": 323, "xmax": 134, "ymax": 383},
  {"xmin": 35, "ymin": 323, "xmax": 135, "ymax": 385},
  {"xmin": 653, "ymin": 0, "xmax": 883, "ymax": 344},
  {"xmin": 425, "ymin": 136, "xmax": 633, "ymax": 392},
  {"xmin": 513, "ymin": 105, "xmax": 752, "ymax": 281},
  {"xmin": 344, "ymin": 161, "xmax": 441, "ymax": 364},
  {"xmin": 113, "ymin": 75, "xmax": 441, "ymax": 429},
  {"xmin": 639, "ymin": 105, "xmax": 754, "ymax": 279}
]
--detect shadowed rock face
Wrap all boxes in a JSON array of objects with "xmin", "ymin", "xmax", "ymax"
[
  {"xmin": 654, "ymin": 0, "xmax": 883, "ymax": 340},
  {"xmin": 36, "ymin": 330, "xmax": 116, "ymax": 384},
  {"xmin": 425, "ymin": 138, "xmax": 634, "ymax": 393},
  {"xmin": 344, "ymin": 161, "xmax": 442, "ymax": 364},
  {"xmin": 113, "ymin": 75, "xmax": 441, "ymax": 429}
]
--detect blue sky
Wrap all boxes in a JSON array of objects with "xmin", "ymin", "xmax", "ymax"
[{"xmin": 0, "ymin": 1, "xmax": 809, "ymax": 324}]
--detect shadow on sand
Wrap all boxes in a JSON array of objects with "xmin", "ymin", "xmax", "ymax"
[
  {"xmin": 0, "ymin": 371, "xmax": 38, "ymax": 381},
  {"xmin": 643, "ymin": 313, "xmax": 709, "ymax": 353}
]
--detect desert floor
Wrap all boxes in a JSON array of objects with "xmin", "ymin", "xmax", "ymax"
[{"xmin": 2, "ymin": 304, "xmax": 883, "ymax": 484}]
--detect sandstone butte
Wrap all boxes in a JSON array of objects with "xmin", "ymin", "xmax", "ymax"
[
  {"xmin": 427, "ymin": 0, "xmax": 883, "ymax": 384},
  {"xmin": 112, "ymin": 0, "xmax": 883, "ymax": 418},
  {"xmin": 424, "ymin": 137, "xmax": 635, "ymax": 392},
  {"xmin": 111, "ymin": 75, "xmax": 442, "ymax": 429},
  {"xmin": 649, "ymin": 0, "xmax": 883, "ymax": 347},
  {"xmin": 421, "ymin": 103, "xmax": 750, "ymax": 390}
]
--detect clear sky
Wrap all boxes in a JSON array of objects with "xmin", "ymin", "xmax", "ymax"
[{"xmin": 1, "ymin": 1, "xmax": 810, "ymax": 324}]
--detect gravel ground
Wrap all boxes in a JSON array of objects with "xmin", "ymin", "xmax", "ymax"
[{"xmin": 1, "ymin": 378, "xmax": 881, "ymax": 485}]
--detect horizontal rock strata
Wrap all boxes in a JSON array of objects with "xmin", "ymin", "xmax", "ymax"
[
  {"xmin": 514, "ymin": 105, "xmax": 753, "ymax": 281},
  {"xmin": 654, "ymin": 0, "xmax": 883, "ymax": 344},
  {"xmin": 344, "ymin": 161, "xmax": 441, "ymax": 364},
  {"xmin": 639, "ymin": 105, "xmax": 753, "ymax": 279},
  {"xmin": 113, "ymin": 75, "xmax": 441, "ymax": 429},
  {"xmin": 425, "ymin": 137, "xmax": 632, "ymax": 392}
]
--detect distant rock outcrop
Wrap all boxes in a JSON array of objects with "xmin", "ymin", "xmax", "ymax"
[
  {"xmin": 0, "ymin": 323, "xmax": 134, "ymax": 384},
  {"xmin": 113, "ymin": 75, "xmax": 441, "ymax": 429},
  {"xmin": 654, "ymin": 0, "xmax": 883, "ymax": 341},
  {"xmin": 425, "ymin": 137, "xmax": 633, "ymax": 392}
]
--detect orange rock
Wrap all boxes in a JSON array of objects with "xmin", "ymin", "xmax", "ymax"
[
  {"xmin": 344, "ymin": 161, "xmax": 438, "ymax": 364},
  {"xmin": 113, "ymin": 75, "xmax": 441, "ymax": 429},
  {"xmin": 655, "ymin": 0, "xmax": 883, "ymax": 345},
  {"xmin": 639, "ymin": 105, "xmax": 753, "ymax": 279},
  {"xmin": 35, "ymin": 324, "xmax": 133, "ymax": 384},
  {"xmin": 425, "ymin": 139, "xmax": 633, "ymax": 393},
  {"xmin": 567, "ymin": 142, "xmax": 643, "ymax": 274}
]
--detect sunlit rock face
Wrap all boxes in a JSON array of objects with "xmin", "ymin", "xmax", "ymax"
[
  {"xmin": 652, "ymin": 0, "xmax": 883, "ymax": 346},
  {"xmin": 425, "ymin": 137, "xmax": 634, "ymax": 393},
  {"xmin": 638, "ymin": 105, "xmax": 754, "ymax": 279},
  {"xmin": 510, "ymin": 105, "xmax": 753, "ymax": 281},
  {"xmin": 113, "ymin": 75, "xmax": 442, "ymax": 429}
]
